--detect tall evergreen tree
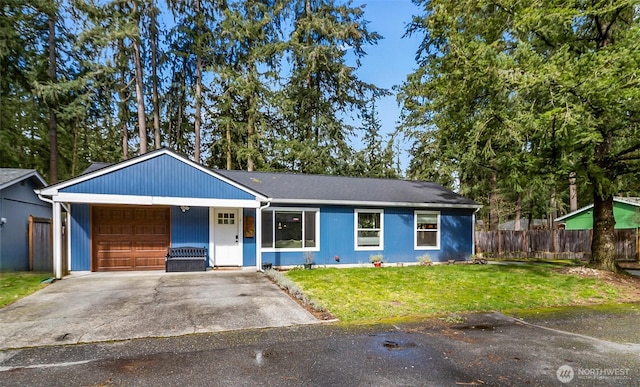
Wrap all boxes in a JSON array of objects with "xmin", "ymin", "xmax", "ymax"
[
  {"xmin": 354, "ymin": 98, "xmax": 397, "ymax": 178},
  {"xmin": 207, "ymin": 0, "xmax": 284, "ymax": 171},
  {"xmin": 166, "ymin": 0, "xmax": 223, "ymax": 162},
  {"xmin": 275, "ymin": 0, "xmax": 383, "ymax": 174},
  {"xmin": 399, "ymin": 0, "xmax": 640, "ymax": 270},
  {"xmin": 0, "ymin": 0, "xmax": 49, "ymax": 171}
]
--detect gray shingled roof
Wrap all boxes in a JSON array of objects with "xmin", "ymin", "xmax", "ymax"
[
  {"xmin": 216, "ymin": 170, "xmax": 478, "ymax": 207},
  {"xmin": 0, "ymin": 169, "xmax": 46, "ymax": 190},
  {"xmin": 82, "ymin": 162, "xmax": 113, "ymax": 175},
  {"xmin": 76, "ymin": 152, "xmax": 478, "ymax": 207}
]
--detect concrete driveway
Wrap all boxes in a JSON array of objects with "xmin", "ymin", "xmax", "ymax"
[{"xmin": 0, "ymin": 270, "xmax": 319, "ymax": 350}]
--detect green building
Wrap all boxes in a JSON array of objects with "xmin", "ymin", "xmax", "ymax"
[{"xmin": 555, "ymin": 197, "xmax": 640, "ymax": 230}]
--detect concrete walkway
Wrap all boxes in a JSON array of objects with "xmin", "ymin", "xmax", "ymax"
[{"xmin": 0, "ymin": 271, "xmax": 319, "ymax": 350}]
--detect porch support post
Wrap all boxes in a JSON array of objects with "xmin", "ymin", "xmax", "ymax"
[
  {"xmin": 255, "ymin": 206, "xmax": 262, "ymax": 271},
  {"xmin": 66, "ymin": 209, "xmax": 71, "ymax": 272},
  {"xmin": 52, "ymin": 201, "xmax": 63, "ymax": 279}
]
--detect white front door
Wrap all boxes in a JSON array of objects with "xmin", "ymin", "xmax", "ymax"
[{"xmin": 210, "ymin": 208, "xmax": 243, "ymax": 266}]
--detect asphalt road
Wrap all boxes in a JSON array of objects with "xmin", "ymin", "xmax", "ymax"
[{"xmin": 1, "ymin": 309, "xmax": 639, "ymax": 386}]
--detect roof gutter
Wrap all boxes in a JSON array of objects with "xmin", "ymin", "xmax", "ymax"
[
  {"xmin": 36, "ymin": 191, "xmax": 69, "ymax": 212},
  {"xmin": 269, "ymin": 198, "xmax": 482, "ymax": 209}
]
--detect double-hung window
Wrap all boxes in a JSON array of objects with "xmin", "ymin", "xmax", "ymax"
[
  {"xmin": 415, "ymin": 211, "xmax": 440, "ymax": 249},
  {"xmin": 261, "ymin": 208, "xmax": 319, "ymax": 251},
  {"xmin": 355, "ymin": 209, "xmax": 384, "ymax": 250}
]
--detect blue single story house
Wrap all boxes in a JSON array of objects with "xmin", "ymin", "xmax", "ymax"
[
  {"xmin": 36, "ymin": 149, "xmax": 480, "ymax": 278},
  {"xmin": 0, "ymin": 169, "xmax": 51, "ymax": 271}
]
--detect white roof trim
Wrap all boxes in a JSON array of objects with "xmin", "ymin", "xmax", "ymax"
[
  {"xmin": 554, "ymin": 197, "xmax": 640, "ymax": 222},
  {"xmin": 0, "ymin": 170, "xmax": 47, "ymax": 191},
  {"xmin": 614, "ymin": 197, "xmax": 640, "ymax": 207},
  {"xmin": 554, "ymin": 204, "xmax": 595, "ymax": 222},
  {"xmin": 49, "ymin": 192, "xmax": 261, "ymax": 208},
  {"xmin": 36, "ymin": 149, "xmax": 267, "ymax": 201},
  {"xmin": 270, "ymin": 198, "xmax": 481, "ymax": 209}
]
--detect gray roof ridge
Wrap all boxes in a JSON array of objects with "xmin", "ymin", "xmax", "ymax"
[{"xmin": 216, "ymin": 169, "xmax": 436, "ymax": 184}]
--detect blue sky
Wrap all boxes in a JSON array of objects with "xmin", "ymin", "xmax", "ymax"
[{"xmin": 350, "ymin": 0, "xmax": 423, "ymax": 171}]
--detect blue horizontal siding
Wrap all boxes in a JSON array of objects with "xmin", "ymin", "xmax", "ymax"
[
  {"xmin": 0, "ymin": 178, "xmax": 52, "ymax": 271},
  {"xmin": 62, "ymin": 154, "xmax": 254, "ymax": 200},
  {"xmin": 70, "ymin": 203, "xmax": 91, "ymax": 271},
  {"xmin": 261, "ymin": 206, "xmax": 475, "ymax": 266}
]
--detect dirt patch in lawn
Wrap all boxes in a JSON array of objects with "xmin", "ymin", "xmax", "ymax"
[
  {"xmin": 556, "ymin": 266, "xmax": 640, "ymax": 301},
  {"xmin": 281, "ymin": 288, "xmax": 336, "ymax": 321}
]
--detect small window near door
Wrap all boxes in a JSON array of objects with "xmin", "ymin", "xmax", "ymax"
[{"xmin": 217, "ymin": 212, "xmax": 235, "ymax": 225}]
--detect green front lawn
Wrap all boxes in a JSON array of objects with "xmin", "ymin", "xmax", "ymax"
[
  {"xmin": 0, "ymin": 272, "xmax": 52, "ymax": 308},
  {"xmin": 285, "ymin": 264, "xmax": 640, "ymax": 322}
]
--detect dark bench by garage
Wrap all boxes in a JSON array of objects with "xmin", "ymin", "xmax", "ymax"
[{"xmin": 165, "ymin": 246, "xmax": 208, "ymax": 272}]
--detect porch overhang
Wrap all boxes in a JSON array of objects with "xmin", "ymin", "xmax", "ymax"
[{"xmin": 46, "ymin": 192, "xmax": 261, "ymax": 208}]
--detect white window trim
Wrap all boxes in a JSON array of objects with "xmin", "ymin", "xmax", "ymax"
[
  {"xmin": 262, "ymin": 207, "xmax": 320, "ymax": 252},
  {"xmin": 354, "ymin": 209, "xmax": 384, "ymax": 251},
  {"xmin": 414, "ymin": 210, "xmax": 440, "ymax": 250}
]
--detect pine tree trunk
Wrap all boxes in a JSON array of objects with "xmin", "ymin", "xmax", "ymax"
[
  {"xmin": 569, "ymin": 172, "xmax": 577, "ymax": 212},
  {"xmin": 118, "ymin": 38, "xmax": 129, "ymax": 160},
  {"xmin": 150, "ymin": 2, "xmax": 161, "ymax": 149},
  {"xmin": 514, "ymin": 195, "xmax": 521, "ymax": 231},
  {"xmin": 72, "ymin": 123, "xmax": 79, "ymax": 176},
  {"xmin": 588, "ymin": 130, "xmax": 619, "ymax": 272},
  {"xmin": 246, "ymin": 67, "xmax": 255, "ymax": 171},
  {"xmin": 132, "ymin": 1, "xmax": 147, "ymax": 154},
  {"xmin": 226, "ymin": 121, "xmax": 232, "ymax": 170},
  {"xmin": 589, "ymin": 194, "xmax": 618, "ymax": 272},
  {"xmin": 193, "ymin": 0, "xmax": 202, "ymax": 163},
  {"xmin": 48, "ymin": 13, "xmax": 58, "ymax": 183},
  {"xmin": 549, "ymin": 186, "xmax": 557, "ymax": 229},
  {"xmin": 489, "ymin": 171, "xmax": 499, "ymax": 231},
  {"xmin": 122, "ymin": 120, "xmax": 129, "ymax": 159}
]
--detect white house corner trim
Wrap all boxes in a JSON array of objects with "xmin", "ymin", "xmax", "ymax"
[
  {"xmin": 52, "ymin": 202, "xmax": 63, "ymax": 279},
  {"xmin": 66, "ymin": 210, "xmax": 72, "ymax": 273},
  {"xmin": 256, "ymin": 207, "xmax": 262, "ymax": 271},
  {"xmin": 209, "ymin": 207, "xmax": 215, "ymax": 268}
]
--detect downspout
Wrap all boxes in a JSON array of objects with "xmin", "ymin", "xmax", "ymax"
[
  {"xmin": 37, "ymin": 193, "xmax": 69, "ymax": 213},
  {"xmin": 256, "ymin": 200, "xmax": 271, "ymax": 272}
]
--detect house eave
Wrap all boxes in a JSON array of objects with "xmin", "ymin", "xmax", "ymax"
[
  {"xmin": 269, "ymin": 198, "xmax": 481, "ymax": 209},
  {"xmin": 48, "ymin": 192, "xmax": 261, "ymax": 208},
  {"xmin": 555, "ymin": 197, "xmax": 640, "ymax": 222},
  {"xmin": 0, "ymin": 170, "xmax": 47, "ymax": 191}
]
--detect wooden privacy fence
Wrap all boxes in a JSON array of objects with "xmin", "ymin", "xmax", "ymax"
[
  {"xmin": 28, "ymin": 215, "xmax": 69, "ymax": 274},
  {"xmin": 29, "ymin": 216, "xmax": 52, "ymax": 272},
  {"xmin": 475, "ymin": 229, "xmax": 639, "ymax": 261}
]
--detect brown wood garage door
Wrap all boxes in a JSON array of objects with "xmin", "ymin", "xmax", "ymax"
[{"xmin": 92, "ymin": 206, "xmax": 170, "ymax": 271}]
